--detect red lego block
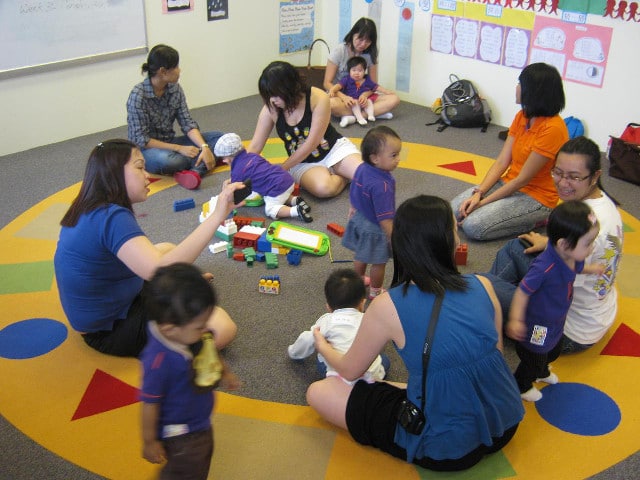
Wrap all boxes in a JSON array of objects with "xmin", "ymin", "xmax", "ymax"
[
  {"xmin": 327, "ymin": 223, "xmax": 345, "ymax": 237},
  {"xmin": 292, "ymin": 184, "xmax": 300, "ymax": 196},
  {"xmin": 232, "ymin": 231, "xmax": 261, "ymax": 249},
  {"xmin": 233, "ymin": 216, "xmax": 266, "ymax": 228},
  {"xmin": 233, "ymin": 252, "xmax": 245, "ymax": 261},
  {"xmin": 455, "ymin": 243, "xmax": 468, "ymax": 266}
]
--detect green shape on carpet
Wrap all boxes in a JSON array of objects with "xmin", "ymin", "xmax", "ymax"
[
  {"xmin": 0, "ymin": 261, "xmax": 55, "ymax": 294},
  {"xmin": 415, "ymin": 450, "xmax": 515, "ymax": 479},
  {"xmin": 623, "ymin": 221, "xmax": 635, "ymax": 233},
  {"xmin": 262, "ymin": 142, "xmax": 287, "ymax": 159}
]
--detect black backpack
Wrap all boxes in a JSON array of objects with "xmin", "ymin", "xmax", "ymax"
[{"xmin": 428, "ymin": 74, "xmax": 491, "ymax": 132}]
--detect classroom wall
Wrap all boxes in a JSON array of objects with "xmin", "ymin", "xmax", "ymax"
[{"xmin": 1, "ymin": 1, "xmax": 639, "ymax": 157}]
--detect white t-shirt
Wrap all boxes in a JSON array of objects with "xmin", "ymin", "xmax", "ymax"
[
  {"xmin": 287, "ymin": 307, "xmax": 386, "ymax": 383},
  {"xmin": 327, "ymin": 43, "xmax": 374, "ymax": 84},
  {"xmin": 564, "ymin": 194, "xmax": 624, "ymax": 344}
]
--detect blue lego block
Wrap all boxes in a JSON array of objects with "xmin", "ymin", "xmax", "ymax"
[
  {"xmin": 173, "ymin": 198, "xmax": 196, "ymax": 212},
  {"xmin": 256, "ymin": 252, "xmax": 266, "ymax": 262},
  {"xmin": 257, "ymin": 231, "xmax": 272, "ymax": 252},
  {"xmin": 286, "ymin": 249, "xmax": 303, "ymax": 266}
]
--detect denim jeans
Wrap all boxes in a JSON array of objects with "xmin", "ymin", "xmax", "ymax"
[
  {"xmin": 142, "ymin": 131, "xmax": 223, "ymax": 177},
  {"xmin": 450, "ymin": 181, "xmax": 551, "ymax": 241}
]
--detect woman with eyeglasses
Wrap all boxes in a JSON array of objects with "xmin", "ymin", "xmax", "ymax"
[
  {"xmin": 486, "ymin": 136, "xmax": 624, "ymax": 354},
  {"xmin": 450, "ymin": 63, "xmax": 569, "ymax": 241}
]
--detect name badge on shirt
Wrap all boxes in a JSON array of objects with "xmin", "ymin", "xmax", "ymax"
[
  {"xmin": 163, "ymin": 424, "xmax": 189, "ymax": 438},
  {"xmin": 530, "ymin": 325, "xmax": 548, "ymax": 346}
]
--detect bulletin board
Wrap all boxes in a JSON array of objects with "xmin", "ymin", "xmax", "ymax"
[{"xmin": 0, "ymin": 0, "xmax": 148, "ymax": 80}]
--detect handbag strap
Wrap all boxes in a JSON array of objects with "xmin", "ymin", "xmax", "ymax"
[
  {"xmin": 307, "ymin": 39, "xmax": 330, "ymax": 68},
  {"xmin": 420, "ymin": 294, "xmax": 443, "ymax": 414}
]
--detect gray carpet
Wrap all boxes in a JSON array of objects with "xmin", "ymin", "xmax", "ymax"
[{"xmin": 0, "ymin": 97, "xmax": 638, "ymax": 479}]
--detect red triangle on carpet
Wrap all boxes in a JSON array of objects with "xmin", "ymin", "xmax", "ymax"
[
  {"xmin": 148, "ymin": 177, "xmax": 162, "ymax": 183},
  {"xmin": 599, "ymin": 323, "xmax": 640, "ymax": 357},
  {"xmin": 71, "ymin": 369, "xmax": 140, "ymax": 420},
  {"xmin": 437, "ymin": 160, "xmax": 477, "ymax": 176}
]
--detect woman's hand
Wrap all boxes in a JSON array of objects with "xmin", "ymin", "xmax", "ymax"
[
  {"xmin": 176, "ymin": 144, "xmax": 200, "ymax": 158},
  {"xmin": 213, "ymin": 181, "xmax": 246, "ymax": 218},
  {"xmin": 458, "ymin": 192, "xmax": 482, "ymax": 219},
  {"xmin": 196, "ymin": 146, "xmax": 216, "ymax": 171},
  {"xmin": 517, "ymin": 231, "xmax": 547, "ymax": 254}
]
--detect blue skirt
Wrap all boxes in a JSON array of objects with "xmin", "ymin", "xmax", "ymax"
[{"xmin": 342, "ymin": 210, "xmax": 391, "ymax": 264}]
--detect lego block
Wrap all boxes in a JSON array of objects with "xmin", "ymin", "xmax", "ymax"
[
  {"xmin": 233, "ymin": 215, "xmax": 266, "ymax": 228},
  {"xmin": 327, "ymin": 223, "xmax": 345, "ymax": 237},
  {"xmin": 232, "ymin": 231, "xmax": 261, "ymax": 249},
  {"xmin": 258, "ymin": 275, "xmax": 280, "ymax": 294},
  {"xmin": 292, "ymin": 184, "xmax": 300, "ymax": 196},
  {"xmin": 215, "ymin": 220, "xmax": 237, "ymax": 241},
  {"xmin": 265, "ymin": 253, "xmax": 279, "ymax": 269},
  {"xmin": 455, "ymin": 243, "xmax": 468, "ymax": 266},
  {"xmin": 240, "ymin": 225, "xmax": 266, "ymax": 236},
  {"xmin": 233, "ymin": 252, "xmax": 245, "ymax": 261},
  {"xmin": 256, "ymin": 252, "xmax": 266, "ymax": 262},
  {"xmin": 257, "ymin": 232, "xmax": 272, "ymax": 252},
  {"xmin": 226, "ymin": 244, "xmax": 234, "ymax": 258},
  {"xmin": 242, "ymin": 247, "xmax": 256, "ymax": 267},
  {"xmin": 271, "ymin": 245, "xmax": 290, "ymax": 255},
  {"xmin": 286, "ymin": 249, "xmax": 303, "ymax": 266},
  {"xmin": 173, "ymin": 198, "xmax": 196, "ymax": 212},
  {"xmin": 209, "ymin": 241, "xmax": 229, "ymax": 254},
  {"xmin": 199, "ymin": 195, "xmax": 218, "ymax": 223}
]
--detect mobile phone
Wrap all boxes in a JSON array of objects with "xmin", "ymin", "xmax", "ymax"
[
  {"xmin": 519, "ymin": 237, "xmax": 533, "ymax": 249},
  {"xmin": 233, "ymin": 179, "xmax": 252, "ymax": 204}
]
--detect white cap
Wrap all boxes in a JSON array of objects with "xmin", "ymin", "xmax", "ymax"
[{"xmin": 214, "ymin": 133, "xmax": 244, "ymax": 157}]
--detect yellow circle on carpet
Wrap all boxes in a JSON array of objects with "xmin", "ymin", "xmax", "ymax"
[{"xmin": 0, "ymin": 139, "xmax": 638, "ymax": 479}]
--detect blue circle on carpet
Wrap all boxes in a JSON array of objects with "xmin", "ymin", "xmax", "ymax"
[
  {"xmin": 0, "ymin": 318, "xmax": 68, "ymax": 359},
  {"xmin": 535, "ymin": 383, "xmax": 621, "ymax": 436}
]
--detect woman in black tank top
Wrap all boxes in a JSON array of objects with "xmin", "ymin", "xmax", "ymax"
[{"xmin": 248, "ymin": 61, "xmax": 363, "ymax": 198}]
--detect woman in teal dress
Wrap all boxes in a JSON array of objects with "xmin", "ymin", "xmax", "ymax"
[{"xmin": 308, "ymin": 195, "xmax": 523, "ymax": 471}]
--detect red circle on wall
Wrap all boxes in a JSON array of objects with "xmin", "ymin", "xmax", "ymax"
[{"xmin": 402, "ymin": 7, "xmax": 412, "ymax": 20}]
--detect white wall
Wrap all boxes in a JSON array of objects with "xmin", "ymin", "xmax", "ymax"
[{"xmin": 2, "ymin": 1, "xmax": 639, "ymax": 156}]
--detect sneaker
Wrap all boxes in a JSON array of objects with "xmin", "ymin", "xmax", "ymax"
[
  {"xmin": 174, "ymin": 170, "xmax": 201, "ymax": 190},
  {"xmin": 340, "ymin": 116, "xmax": 356, "ymax": 127},
  {"xmin": 376, "ymin": 112, "xmax": 393, "ymax": 120},
  {"xmin": 536, "ymin": 372, "xmax": 559, "ymax": 384},
  {"xmin": 297, "ymin": 206, "xmax": 313, "ymax": 223},
  {"xmin": 296, "ymin": 197, "xmax": 311, "ymax": 214},
  {"xmin": 521, "ymin": 387, "xmax": 542, "ymax": 402},
  {"xmin": 368, "ymin": 287, "xmax": 386, "ymax": 300}
]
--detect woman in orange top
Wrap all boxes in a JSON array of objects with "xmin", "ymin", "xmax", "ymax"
[{"xmin": 450, "ymin": 63, "xmax": 569, "ymax": 241}]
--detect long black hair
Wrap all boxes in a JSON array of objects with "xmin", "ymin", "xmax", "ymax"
[
  {"xmin": 343, "ymin": 17, "xmax": 378, "ymax": 64},
  {"xmin": 391, "ymin": 195, "xmax": 467, "ymax": 296},
  {"xmin": 60, "ymin": 139, "xmax": 137, "ymax": 227}
]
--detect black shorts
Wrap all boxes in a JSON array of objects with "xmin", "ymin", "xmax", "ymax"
[
  {"xmin": 345, "ymin": 380, "xmax": 407, "ymax": 460},
  {"xmin": 345, "ymin": 380, "xmax": 520, "ymax": 472},
  {"xmin": 82, "ymin": 292, "xmax": 148, "ymax": 357}
]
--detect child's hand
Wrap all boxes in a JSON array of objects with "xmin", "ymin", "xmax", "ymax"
[
  {"xmin": 143, "ymin": 440, "xmax": 166, "ymax": 464},
  {"xmin": 505, "ymin": 319, "xmax": 527, "ymax": 342},
  {"xmin": 220, "ymin": 370, "xmax": 242, "ymax": 391},
  {"xmin": 584, "ymin": 263, "xmax": 606, "ymax": 276},
  {"xmin": 312, "ymin": 326, "xmax": 329, "ymax": 351}
]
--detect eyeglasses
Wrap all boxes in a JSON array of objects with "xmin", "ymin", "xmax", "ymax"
[{"xmin": 550, "ymin": 168, "xmax": 592, "ymax": 183}]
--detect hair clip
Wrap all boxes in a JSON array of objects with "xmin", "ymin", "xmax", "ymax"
[
  {"xmin": 588, "ymin": 212, "xmax": 597, "ymax": 225},
  {"xmin": 97, "ymin": 142, "xmax": 104, "ymax": 148}
]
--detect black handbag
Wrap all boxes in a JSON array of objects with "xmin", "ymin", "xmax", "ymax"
[
  {"xmin": 608, "ymin": 136, "xmax": 640, "ymax": 186},
  {"xmin": 295, "ymin": 39, "xmax": 330, "ymax": 90}
]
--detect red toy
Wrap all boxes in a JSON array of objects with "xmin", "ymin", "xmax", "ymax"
[
  {"xmin": 327, "ymin": 223, "xmax": 345, "ymax": 237},
  {"xmin": 455, "ymin": 244, "xmax": 468, "ymax": 266}
]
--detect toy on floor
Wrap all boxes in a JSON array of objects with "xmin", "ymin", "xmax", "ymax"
[
  {"xmin": 327, "ymin": 223, "xmax": 345, "ymax": 237},
  {"xmin": 258, "ymin": 275, "xmax": 281, "ymax": 294},
  {"xmin": 266, "ymin": 221, "xmax": 329, "ymax": 256},
  {"xmin": 173, "ymin": 198, "xmax": 196, "ymax": 212},
  {"xmin": 455, "ymin": 243, "xmax": 468, "ymax": 266}
]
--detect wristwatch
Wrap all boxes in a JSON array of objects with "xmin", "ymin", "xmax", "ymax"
[{"xmin": 201, "ymin": 143, "xmax": 209, "ymax": 149}]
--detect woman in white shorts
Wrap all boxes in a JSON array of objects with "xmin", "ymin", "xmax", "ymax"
[{"xmin": 248, "ymin": 61, "xmax": 363, "ymax": 198}]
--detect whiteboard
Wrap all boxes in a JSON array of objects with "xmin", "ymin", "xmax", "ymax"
[{"xmin": 0, "ymin": 0, "xmax": 147, "ymax": 79}]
